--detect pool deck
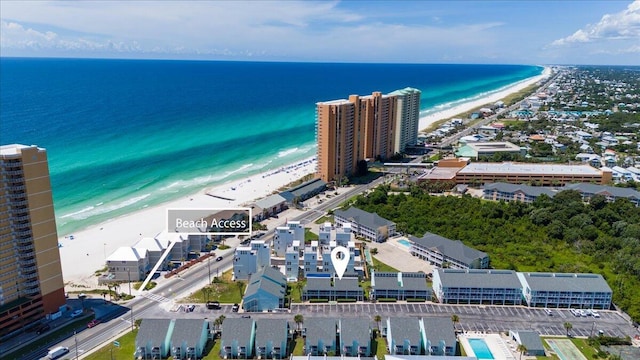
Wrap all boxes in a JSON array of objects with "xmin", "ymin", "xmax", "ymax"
[{"xmin": 459, "ymin": 333, "xmax": 517, "ymax": 360}]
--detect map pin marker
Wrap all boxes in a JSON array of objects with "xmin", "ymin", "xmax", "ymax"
[{"xmin": 331, "ymin": 246, "xmax": 350, "ymax": 280}]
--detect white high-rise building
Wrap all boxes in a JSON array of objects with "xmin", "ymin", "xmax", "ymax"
[{"xmin": 389, "ymin": 87, "xmax": 421, "ymax": 154}]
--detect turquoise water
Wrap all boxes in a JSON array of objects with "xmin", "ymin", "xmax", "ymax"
[
  {"xmin": 468, "ymin": 338, "xmax": 495, "ymax": 360},
  {"xmin": 1, "ymin": 58, "xmax": 542, "ymax": 236},
  {"xmin": 398, "ymin": 239, "xmax": 412, "ymax": 248}
]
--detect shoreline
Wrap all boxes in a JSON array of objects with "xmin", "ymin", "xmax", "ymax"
[
  {"xmin": 418, "ymin": 66, "xmax": 552, "ymax": 131},
  {"xmin": 58, "ymin": 67, "xmax": 552, "ymax": 288}
]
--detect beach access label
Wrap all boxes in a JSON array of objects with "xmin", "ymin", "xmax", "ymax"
[{"xmin": 167, "ymin": 208, "xmax": 251, "ymax": 235}]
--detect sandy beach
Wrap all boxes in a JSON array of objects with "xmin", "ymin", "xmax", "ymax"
[
  {"xmin": 419, "ymin": 66, "xmax": 552, "ymax": 131},
  {"xmin": 58, "ymin": 157, "xmax": 316, "ymax": 287},
  {"xmin": 58, "ymin": 68, "xmax": 551, "ymax": 288}
]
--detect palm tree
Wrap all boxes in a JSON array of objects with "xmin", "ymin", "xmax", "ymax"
[
  {"xmin": 516, "ymin": 344, "xmax": 527, "ymax": 360},
  {"xmin": 451, "ymin": 314, "xmax": 460, "ymax": 332},
  {"xmin": 563, "ymin": 322, "xmax": 573, "ymax": 337},
  {"xmin": 294, "ymin": 314, "xmax": 304, "ymax": 332},
  {"xmin": 213, "ymin": 314, "xmax": 226, "ymax": 331},
  {"xmin": 203, "ymin": 286, "xmax": 212, "ymax": 303},
  {"xmin": 374, "ymin": 315, "xmax": 382, "ymax": 333}
]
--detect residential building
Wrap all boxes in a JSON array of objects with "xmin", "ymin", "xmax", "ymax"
[
  {"xmin": 242, "ymin": 267, "xmax": 287, "ymax": 312},
  {"xmin": 389, "ymin": 87, "xmax": 421, "ymax": 154},
  {"xmin": 105, "ymin": 247, "xmax": 149, "ymax": 282},
  {"xmin": 385, "ymin": 317, "xmax": 424, "ymax": 355},
  {"xmin": 371, "ymin": 272, "xmax": 431, "ymax": 301},
  {"xmin": 316, "ymin": 91, "xmax": 400, "ymax": 182},
  {"xmin": 483, "ymin": 182, "xmax": 556, "ymax": 203},
  {"xmin": 255, "ymin": 319, "xmax": 289, "ymax": 359},
  {"xmin": 220, "ymin": 318, "xmax": 256, "ymax": 359},
  {"xmin": 273, "ymin": 221, "xmax": 304, "ymax": 257},
  {"xmin": 517, "ymin": 272, "xmax": 612, "ymax": 309},
  {"xmin": 509, "ymin": 330, "xmax": 545, "ymax": 357},
  {"xmin": 233, "ymin": 240, "xmax": 270, "ymax": 281},
  {"xmin": 135, "ymin": 319, "xmax": 173, "ymax": 360},
  {"xmin": 0, "ymin": 144, "xmax": 66, "ymax": 336},
  {"xmin": 432, "ymin": 269, "xmax": 523, "ymax": 305},
  {"xmin": 280, "ymin": 178, "xmax": 327, "ymax": 206},
  {"xmin": 563, "ymin": 183, "xmax": 640, "ymax": 206},
  {"xmin": 455, "ymin": 162, "xmax": 612, "ymax": 186},
  {"xmin": 334, "ymin": 207, "xmax": 396, "ymax": 243},
  {"xmin": 285, "ymin": 240, "xmax": 301, "ymax": 281},
  {"xmin": 170, "ymin": 319, "xmax": 209, "ymax": 360},
  {"xmin": 304, "ymin": 318, "xmax": 338, "ymax": 356},
  {"xmin": 339, "ymin": 318, "xmax": 372, "ymax": 357},
  {"xmin": 134, "ymin": 237, "xmax": 169, "ymax": 271},
  {"xmin": 318, "ymin": 222, "xmax": 352, "ymax": 246},
  {"xmin": 455, "ymin": 142, "xmax": 525, "ymax": 160},
  {"xmin": 251, "ymin": 194, "xmax": 287, "ymax": 222},
  {"xmin": 410, "ymin": 232, "xmax": 489, "ymax": 270},
  {"xmin": 422, "ymin": 317, "xmax": 456, "ymax": 356},
  {"xmin": 302, "ymin": 278, "xmax": 364, "ymax": 302},
  {"xmin": 303, "ymin": 241, "xmax": 319, "ymax": 277}
]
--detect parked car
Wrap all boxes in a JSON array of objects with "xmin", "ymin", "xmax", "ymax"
[
  {"xmin": 37, "ymin": 324, "xmax": 51, "ymax": 335},
  {"xmin": 216, "ymin": 256, "xmax": 223, "ymax": 262},
  {"xmin": 544, "ymin": 308, "xmax": 553, "ymax": 316},
  {"xmin": 232, "ymin": 304, "xmax": 239, "ymax": 312},
  {"xmin": 87, "ymin": 319, "xmax": 101, "ymax": 328},
  {"xmin": 185, "ymin": 304, "xmax": 195, "ymax": 312},
  {"xmin": 206, "ymin": 301, "xmax": 221, "ymax": 310}
]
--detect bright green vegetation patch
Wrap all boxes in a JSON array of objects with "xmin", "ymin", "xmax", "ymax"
[
  {"xmin": 304, "ymin": 228, "xmax": 319, "ymax": 242},
  {"xmin": 373, "ymin": 335, "xmax": 387, "ymax": 360},
  {"xmin": 184, "ymin": 271, "xmax": 245, "ymax": 304},
  {"xmin": 83, "ymin": 330, "xmax": 138, "ymax": 360},
  {"xmin": 352, "ymin": 185, "xmax": 640, "ymax": 322},
  {"xmin": 288, "ymin": 281, "xmax": 306, "ymax": 303},
  {"xmin": 570, "ymin": 338, "xmax": 599, "ymax": 359},
  {"xmin": 314, "ymin": 215, "xmax": 334, "ymax": 224},
  {"xmin": 292, "ymin": 336, "xmax": 305, "ymax": 356},
  {"xmin": 372, "ymin": 256, "xmax": 399, "ymax": 273},
  {"xmin": 202, "ymin": 340, "xmax": 220, "ymax": 360}
]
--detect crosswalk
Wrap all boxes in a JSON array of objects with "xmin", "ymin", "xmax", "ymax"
[{"xmin": 143, "ymin": 292, "xmax": 171, "ymax": 303}]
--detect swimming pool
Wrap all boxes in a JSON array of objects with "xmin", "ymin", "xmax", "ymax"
[
  {"xmin": 468, "ymin": 338, "xmax": 495, "ymax": 360},
  {"xmin": 398, "ymin": 239, "xmax": 412, "ymax": 248}
]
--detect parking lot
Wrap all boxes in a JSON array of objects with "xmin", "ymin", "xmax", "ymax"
[{"xmin": 153, "ymin": 301, "xmax": 638, "ymax": 338}]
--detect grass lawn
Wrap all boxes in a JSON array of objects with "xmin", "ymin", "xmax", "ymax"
[
  {"xmin": 372, "ymin": 256, "xmax": 399, "ymax": 273},
  {"xmin": 314, "ymin": 215, "xmax": 334, "ymax": 224},
  {"xmin": 372, "ymin": 335, "xmax": 387, "ymax": 360},
  {"xmin": 305, "ymin": 228, "xmax": 319, "ymax": 242},
  {"xmin": 288, "ymin": 281, "xmax": 306, "ymax": 303},
  {"xmin": 202, "ymin": 339, "xmax": 220, "ymax": 360},
  {"xmin": 570, "ymin": 338, "xmax": 599, "ymax": 359},
  {"xmin": 83, "ymin": 330, "xmax": 137, "ymax": 360},
  {"xmin": 292, "ymin": 336, "xmax": 305, "ymax": 356},
  {"xmin": 182, "ymin": 270, "xmax": 245, "ymax": 304}
]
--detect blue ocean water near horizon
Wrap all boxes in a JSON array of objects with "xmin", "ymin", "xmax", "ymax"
[{"xmin": 1, "ymin": 58, "xmax": 542, "ymax": 235}]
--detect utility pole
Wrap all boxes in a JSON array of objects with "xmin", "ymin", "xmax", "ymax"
[
  {"xmin": 130, "ymin": 303, "xmax": 134, "ymax": 332},
  {"xmin": 75, "ymin": 331, "xmax": 79, "ymax": 360},
  {"xmin": 127, "ymin": 269, "xmax": 132, "ymax": 296},
  {"xmin": 208, "ymin": 256, "xmax": 211, "ymax": 284}
]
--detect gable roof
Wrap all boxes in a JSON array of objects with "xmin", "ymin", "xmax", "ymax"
[
  {"xmin": 436, "ymin": 269, "xmax": 522, "ymax": 289},
  {"xmin": 254, "ymin": 194, "xmax": 287, "ymax": 210},
  {"xmin": 136, "ymin": 319, "xmax": 172, "ymax": 347},
  {"xmin": 512, "ymin": 330, "xmax": 545, "ymax": 352},
  {"xmin": 563, "ymin": 183, "xmax": 640, "ymax": 200},
  {"xmin": 245, "ymin": 267, "xmax": 287, "ymax": 299},
  {"xmin": 340, "ymin": 318, "xmax": 371, "ymax": 347},
  {"xmin": 518, "ymin": 272, "xmax": 612, "ymax": 293},
  {"xmin": 373, "ymin": 272, "xmax": 429, "ymax": 292},
  {"xmin": 389, "ymin": 317, "xmax": 421, "ymax": 346},
  {"xmin": 170, "ymin": 319, "xmax": 206, "ymax": 348},
  {"xmin": 280, "ymin": 178, "xmax": 327, "ymax": 202},
  {"xmin": 221, "ymin": 318, "xmax": 255, "ymax": 344},
  {"xmin": 410, "ymin": 232, "xmax": 487, "ymax": 265},
  {"xmin": 108, "ymin": 246, "xmax": 147, "ymax": 262},
  {"xmin": 334, "ymin": 207, "xmax": 395, "ymax": 229},
  {"xmin": 305, "ymin": 318, "xmax": 337, "ymax": 346},
  {"xmin": 484, "ymin": 182, "xmax": 557, "ymax": 198},
  {"xmin": 255, "ymin": 318, "xmax": 288, "ymax": 347},
  {"xmin": 422, "ymin": 317, "xmax": 456, "ymax": 347}
]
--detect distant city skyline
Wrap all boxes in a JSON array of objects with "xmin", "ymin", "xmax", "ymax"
[{"xmin": 1, "ymin": 1, "xmax": 638, "ymax": 65}]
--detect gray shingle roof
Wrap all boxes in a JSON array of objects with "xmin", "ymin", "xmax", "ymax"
[
  {"xmin": 563, "ymin": 183, "xmax": 640, "ymax": 199},
  {"xmin": 373, "ymin": 272, "xmax": 429, "ymax": 292},
  {"xmin": 305, "ymin": 318, "xmax": 337, "ymax": 347},
  {"xmin": 305, "ymin": 277, "xmax": 363, "ymax": 292},
  {"xmin": 513, "ymin": 330, "xmax": 545, "ymax": 352},
  {"xmin": 170, "ymin": 319, "xmax": 206, "ymax": 348},
  {"xmin": 136, "ymin": 319, "xmax": 172, "ymax": 347},
  {"xmin": 410, "ymin": 232, "xmax": 487, "ymax": 265},
  {"xmin": 245, "ymin": 267, "xmax": 287, "ymax": 299},
  {"xmin": 519, "ymin": 272, "xmax": 612, "ymax": 293},
  {"xmin": 484, "ymin": 182, "xmax": 557, "ymax": 197},
  {"xmin": 340, "ymin": 318, "xmax": 371, "ymax": 348},
  {"xmin": 421, "ymin": 317, "xmax": 455, "ymax": 347},
  {"xmin": 254, "ymin": 194, "xmax": 287, "ymax": 210},
  {"xmin": 436, "ymin": 269, "xmax": 522, "ymax": 289},
  {"xmin": 255, "ymin": 318, "xmax": 288, "ymax": 348},
  {"xmin": 280, "ymin": 178, "xmax": 327, "ymax": 202},
  {"xmin": 389, "ymin": 317, "xmax": 421, "ymax": 346},
  {"xmin": 335, "ymin": 207, "xmax": 395, "ymax": 229},
  {"xmin": 221, "ymin": 318, "xmax": 255, "ymax": 345}
]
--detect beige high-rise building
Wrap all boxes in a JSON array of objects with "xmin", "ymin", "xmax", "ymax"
[
  {"xmin": 316, "ymin": 90, "xmax": 407, "ymax": 182},
  {"xmin": 0, "ymin": 144, "xmax": 65, "ymax": 337}
]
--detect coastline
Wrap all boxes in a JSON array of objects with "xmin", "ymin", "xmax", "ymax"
[
  {"xmin": 58, "ymin": 67, "xmax": 552, "ymax": 288},
  {"xmin": 418, "ymin": 66, "xmax": 552, "ymax": 131}
]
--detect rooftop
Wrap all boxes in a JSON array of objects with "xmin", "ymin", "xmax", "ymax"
[
  {"xmin": 136, "ymin": 319, "xmax": 172, "ymax": 347},
  {"xmin": 107, "ymin": 246, "xmax": 147, "ymax": 262},
  {"xmin": 305, "ymin": 318, "xmax": 337, "ymax": 346},
  {"xmin": 436, "ymin": 269, "xmax": 522, "ymax": 289},
  {"xmin": 458, "ymin": 162, "xmax": 602, "ymax": 176},
  {"xmin": 389, "ymin": 317, "xmax": 421, "ymax": 346},
  {"xmin": 466, "ymin": 141, "xmax": 522, "ymax": 152},
  {"xmin": 373, "ymin": 272, "xmax": 429, "ymax": 292},
  {"xmin": 518, "ymin": 272, "xmax": 612, "ymax": 293},
  {"xmin": 410, "ymin": 232, "xmax": 487, "ymax": 266},
  {"xmin": 484, "ymin": 183, "xmax": 557, "ymax": 197},
  {"xmin": 255, "ymin": 318, "xmax": 288, "ymax": 346},
  {"xmin": 422, "ymin": 317, "xmax": 456, "ymax": 346},
  {"xmin": 170, "ymin": 319, "xmax": 206, "ymax": 348},
  {"xmin": 221, "ymin": 318, "xmax": 255, "ymax": 344},
  {"xmin": 340, "ymin": 318, "xmax": 371, "ymax": 348},
  {"xmin": 253, "ymin": 194, "xmax": 287, "ymax": 210},
  {"xmin": 564, "ymin": 183, "xmax": 640, "ymax": 199},
  {"xmin": 335, "ymin": 207, "xmax": 395, "ymax": 229}
]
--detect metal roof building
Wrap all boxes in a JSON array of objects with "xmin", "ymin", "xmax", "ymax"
[
  {"xmin": 386, "ymin": 317, "xmax": 424, "ymax": 355},
  {"xmin": 517, "ymin": 272, "xmax": 612, "ymax": 309},
  {"xmin": 170, "ymin": 319, "xmax": 209, "ymax": 360},
  {"xmin": 371, "ymin": 272, "xmax": 431, "ymax": 301},
  {"xmin": 410, "ymin": 232, "xmax": 489, "ymax": 270},
  {"xmin": 509, "ymin": 330, "xmax": 545, "ymax": 356},
  {"xmin": 340, "ymin": 318, "xmax": 373, "ymax": 357},
  {"xmin": 255, "ymin": 318, "xmax": 289, "ymax": 359},
  {"xmin": 304, "ymin": 318, "xmax": 338, "ymax": 356},
  {"xmin": 334, "ymin": 207, "xmax": 396, "ymax": 243},
  {"xmin": 135, "ymin": 319, "xmax": 173, "ymax": 359},
  {"xmin": 422, "ymin": 317, "xmax": 457, "ymax": 356},
  {"xmin": 220, "ymin": 318, "xmax": 256, "ymax": 359},
  {"xmin": 432, "ymin": 269, "xmax": 523, "ymax": 305},
  {"xmin": 455, "ymin": 162, "xmax": 611, "ymax": 186}
]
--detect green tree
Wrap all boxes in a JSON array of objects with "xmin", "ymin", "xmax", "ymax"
[
  {"xmin": 451, "ymin": 314, "xmax": 460, "ymax": 331},
  {"xmin": 374, "ymin": 314, "xmax": 382, "ymax": 332},
  {"xmin": 564, "ymin": 322, "xmax": 573, "ymax": 337},
  {"xmin": 294, "ymin": 314, "xmax": 304, "ymax": 332},
  {"xmin": 516, "ymin": 344, "xmax": 527, "ymax": 360}
]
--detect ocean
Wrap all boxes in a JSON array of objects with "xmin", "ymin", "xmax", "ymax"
[{"xmin": 0, "ymin": 58, "xmax": 542, "ymax": 235}]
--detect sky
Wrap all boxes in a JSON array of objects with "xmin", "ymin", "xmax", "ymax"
[{"xmin": 1, "ymin": 0, "xmax": 638, "ymax": 65}]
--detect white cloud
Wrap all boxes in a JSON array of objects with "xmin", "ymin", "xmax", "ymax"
[{"xmin": 551, "ymin": 0, "xmax": 640, "ymax": 46}]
